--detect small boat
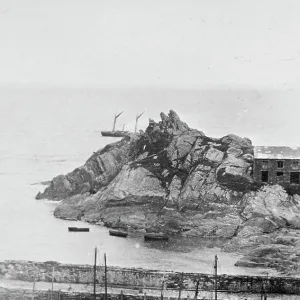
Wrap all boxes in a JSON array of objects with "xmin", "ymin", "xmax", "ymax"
[
  {"xmin": 109, "ymin": 229, "xmax": 128, "ymax": 238},
  {"xmin": 144, "ymin": 233, "xmax": 169, "ymax": 241},
  {"xmin": 68, "ymin": 227, "xmax": 90, "ymax": 232}
]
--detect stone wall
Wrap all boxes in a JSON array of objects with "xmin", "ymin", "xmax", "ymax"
[
  {"xmin": 2, "ymin": 288, "xmax": 300, "ymax": 300},
  {"xmin": 0, "ymin": 288, "xmax": 153, "ymax": 300},
  {"xmin": 1, "ymin": 261, "xmax": 300, "ymax": 295}
]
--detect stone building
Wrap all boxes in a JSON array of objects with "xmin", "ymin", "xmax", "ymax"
[{"xmin": 253, "ymin": 146, "xmax": 300, "ymax": 189}]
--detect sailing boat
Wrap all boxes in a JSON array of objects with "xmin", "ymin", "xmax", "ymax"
[
  {"xmin": 101, "ymin": 111, "xmax": 130, "ymax": 137},
  {"xmin": 101, "ymin": 111, "xmax": 145, "ymax": 137}
]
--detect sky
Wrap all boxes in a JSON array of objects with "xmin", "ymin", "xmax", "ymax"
[
  {"xmin": 0, "ymin": 0, "xmax": 299, "ymax": 88},
  {"xmin": 0, "ymin": 1, "xmax": 300, "ymax": 146}
]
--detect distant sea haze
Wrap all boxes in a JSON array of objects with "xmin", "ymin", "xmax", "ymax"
[{"xmin": 1, "ymin": 87, "xmax": 300, "ymax": 147}]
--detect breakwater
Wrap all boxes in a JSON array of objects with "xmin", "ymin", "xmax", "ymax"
[{"xmin": 0, "ymin": 260, "xmax": 300, "ymax": 295}]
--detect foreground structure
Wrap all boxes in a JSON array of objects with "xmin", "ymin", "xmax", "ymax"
[{"xmin": 1, "ymin": 260, "xmax": 300, "ymax": 299}]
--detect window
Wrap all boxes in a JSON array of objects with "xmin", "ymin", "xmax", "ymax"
[
  {"xmin": 277, "ymin": 161, "xmax": 284, "ymax": 168},
  {"xmin": 292, "ymin": 161, "xmax": 299, "ymax": 168},
  {"xmin": 261, "ymin": 171, "xmax": 269, "ymax": 183},
  {"xmin": 262, "ymin": 160, "xmax": 269, "ymax": 169},
  {"xmin": 290, "ymin": 172, "xmax": 300, "ymax": 184},
  {"xmin": 276, "ymin": 172, "xmax": 284, "ymax": 182}
]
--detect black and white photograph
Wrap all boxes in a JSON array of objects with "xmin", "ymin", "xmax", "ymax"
[{"xmin": 0, "ymin": 1, "xmax": 300, "ymax": 299}]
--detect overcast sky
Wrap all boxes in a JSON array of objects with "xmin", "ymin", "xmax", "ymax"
[
  {"xmin": 1, "ymin": 1, "xmax": 300, "ymax": 146},
  {"xmin": 0, "ymin": 0, "xmax": 300, "ymax": 88}
]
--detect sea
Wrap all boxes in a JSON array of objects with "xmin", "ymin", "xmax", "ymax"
[{"xmin": 0, "ymin": 87, "xmax": 280, "ymax": 276}]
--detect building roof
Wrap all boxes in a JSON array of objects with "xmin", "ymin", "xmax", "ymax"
[{"xmin": 254, "ymin": 146, "xmax": 300, "ymax": 159}]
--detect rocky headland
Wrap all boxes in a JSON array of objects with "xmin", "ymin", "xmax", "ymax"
[{"xmin": 36, "ymin": 110, "xmax": 300, "ymax": 276}]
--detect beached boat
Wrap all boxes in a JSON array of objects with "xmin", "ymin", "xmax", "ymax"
[
  {"xmin": 68, "ymin": 227, "xmax": 90, "ymax": 232},
  {"xmin": 144, "ymin": 233, "xmax": 169, "ymax": 241},
  {"xmin": 109, "ymin": 229, "xmax": 128, "ymax": 238}
]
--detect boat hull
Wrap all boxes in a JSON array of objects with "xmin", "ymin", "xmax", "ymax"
[
  {"xmin": 144, "ymin": 233, "xmax": 169, "ymax": 241},
  {"xmin": 101, "ymin": 131, "xmax": 130, "ymax": 137},
  {"xmin": 109, "ymin": 229, "xmax": 128, "ymax": 237},
  {"xmin": 68, "ymin": 227, "xmax": 90, "ymax": 232}
]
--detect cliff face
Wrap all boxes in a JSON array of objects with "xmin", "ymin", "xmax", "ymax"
[{"xmin": 36, "ymin": 110, "xmax": 300, "ymax": 275}]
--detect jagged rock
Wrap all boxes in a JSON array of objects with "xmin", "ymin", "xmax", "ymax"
[
  {"xmin": 223, "ymin": 187, "xmax": 300, "ymax": 274},
  {"xmin": 221, "ymin": 134, "xmax": 252, "ymax": 149},
  {"xmin": 36, "ymin": 175, "xmax": 72, "ymax": 200},
  {"xmin": 166, "ymin": 134, "xmax": 198, "ymax": 168},
  {"xmin": 136, "ymin": 152, "xmax": 148, "ymax": 161},
  {"xmin": 216, "ymin": 156, "xmax": 254, "ymax": 191},
  {"xmin": 54, "ymin": 165, "xmax": 167, "ymax": 228},
  {"xmin": 146, "ymin": 208, "xmax": 187, "ymax": 234},
  {"xmin": 235, "ymin": 244, "xmax": 293, "ymax": 270},
  {"xmin": 168, "ymin": 109, "xmax": 190, "ymax": 132},
  {"xmin": 182, "ymin": 139, "xmax": 207, "ymax": 170},
  {"xmin": 167, "ymin": 175, "xmax": 182, "ymax": 205},
  {"xmin": 204, "ymin": 147, "xmax": 224, "ymax": 163},
  {"xmin": 182, "ymin": 210, "xmax": 241, "ymax": 238},
  {"xmin": 178, "ymin": 164, "xmax": 212, "ymax": 206},
  {"xmin": 227, "ymin": 147, "xmax": 243, "ymax": 158},
  {"xmin": 241, "ymin": 185, "xmax": 300, "ymax": 228},
  {"xmin": 97, "ymin": 165, "xmax": 166, "ymax": 202},
  {"xmin": 36, "ymin": 136, "xmax": 136, "ymax": 200},
  {"xmin": 53, "ymin": 194, "xmax": 90, "ymax": 220},
  {"xmin": 243, "ymin": 153, "xmax": 254, "ymax": 163},
  {"xmin": 240, "ymin": 217, "xmax": 279, "ymax": 234},
  {"xmin": 100, "ymin": 206, "xmax": 149, "ymax": 229},
  {"xmin": 160, "ymin": 112, "xmax": 169, "ymax": 127},
  {"xmin": 243, "ymin": 137, "xmax": 252, "ymax": 145},
  {"xmin": 236, "ymin": 226, "xmax": 265, "ymax": 238}
]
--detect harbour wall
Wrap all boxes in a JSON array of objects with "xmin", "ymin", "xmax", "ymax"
[
  {"xmin": 1, "ymin": 288, "xmax": 300, "ymax": 300},
  {"xmin": 0, "ymin": 260, "xmax": 300, "ymax": 295}
]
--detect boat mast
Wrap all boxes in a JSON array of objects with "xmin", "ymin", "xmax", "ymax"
[
  {"xmin": 214, "ymin": 255, "xmax": 218, "ymax": 300},
  {"xmin": 135, "ymin": 112, "xmax": 144, "ymax": 133},
  {"xmin": 93, "ymin": 247, "xmax": 97, "ymax": 300},
  {"xmin": 112, "ymin": 111, "xmax": 123, "ymax": 132}
]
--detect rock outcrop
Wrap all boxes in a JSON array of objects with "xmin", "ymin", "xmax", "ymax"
[{"xmin": 36, "ymin": 110, "xmax": 300, "ymax": 275}]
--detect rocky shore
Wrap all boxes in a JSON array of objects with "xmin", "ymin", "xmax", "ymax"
[{"xmin": 36, "ymin": 110, "xmax": 300, "ymax": 276}]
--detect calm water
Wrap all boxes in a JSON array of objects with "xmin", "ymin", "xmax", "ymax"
[{"xmin": 0, "ymin": 92, "xmax": 277, "ymax": 276}]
